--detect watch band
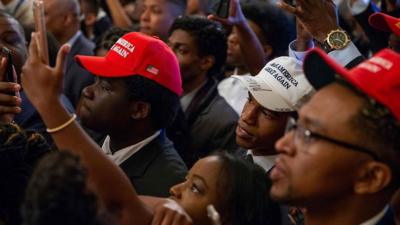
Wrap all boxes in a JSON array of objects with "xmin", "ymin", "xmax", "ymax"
[{"xmin": 314, "ymin": 39, "xmax": 334, "ymax": 53}]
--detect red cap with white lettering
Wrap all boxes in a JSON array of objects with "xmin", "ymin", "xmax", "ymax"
[
  {"xmin": 75, "ymin": 32, "xmax": 183, "ymax": 96},
  {"xmin": 369, "ymin": 12, "xmax": 400, "ymax": 36},
  {"xmin": 303, "ymin": 48, "xmax": 400, "ymax": 121}
]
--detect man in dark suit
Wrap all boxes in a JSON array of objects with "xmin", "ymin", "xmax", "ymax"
[
  {"xmin": 270, "ymin": 48, "xmax": 400, "ymax": 225},
  {"xmin": 167, "ymin": 16, "xmax": 239, "ymax": 167},
  {"xmin": 75, "ymin": 32, "xmax": 187, "ymax": 197},
  {"xmin": 44, "ymin": 0, "xmax": 95, "ymax": 108}
]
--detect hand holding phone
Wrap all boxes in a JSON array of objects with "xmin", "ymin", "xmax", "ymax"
[
  {"xmin": 0, "ymin": 47, "xmax": 20, "ymax": 99},
  {"xmin": 0, "ymin": 47, "xmax": 15, "ymax": 83},
  {"xmin": 33, "ymin": 0, "xmax": 49, "ymax": 65},
  {"xmin": 215, "ymin": 0, "xmax": 230, "ymax": 18}
]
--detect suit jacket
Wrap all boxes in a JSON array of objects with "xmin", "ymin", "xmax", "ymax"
[
  {"xmin": 64, "ymin": 33, "xmax": 95, "ymax": 108},
  {"xmin": 376, "ymin": 207, "xmax": 397, "ymax": 225},
  {"xmin": 119, "ymin": 132, "xmax": 187, "ymax": 197},
  {"xmin": 173, "ymin": 77, "xmax": 239, "ymax": 167}
]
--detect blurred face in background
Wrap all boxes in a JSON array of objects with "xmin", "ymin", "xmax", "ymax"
[
  {"xmin": 0, "ymin": 15, "xmax": 27, "ymax": 76},
  {"xmin": 140, "ymin": 0, "xmax": 181, "ymax": 41}
]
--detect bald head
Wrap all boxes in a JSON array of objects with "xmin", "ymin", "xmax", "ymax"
[
  {"xmin": 61, "ymin": 0, "xmax": 80, "ymax": 16},
  {"xmin": 44, "ymin": 0, "xmax": 81, "ymax": 43}
]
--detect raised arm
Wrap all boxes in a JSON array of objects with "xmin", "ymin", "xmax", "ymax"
[
  {"xmin": 208, "ymin": 0, "xmax": 265, "ymax": 75},
  {"xmin": 21, "ymin": 33, "xmax": 151, "ymax": 225},
  {"xmin": 105, "ymin": 0, "xmax": 133, "ymax": 29}
]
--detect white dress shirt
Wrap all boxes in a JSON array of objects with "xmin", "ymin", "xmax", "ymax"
[
  {"xmin": 288, "ymin": 39, "xmax": 362, "ymax": 67},
  {"xmin": 218, "ymin": 69, "xmax": 250, "ymax": 115},
  {"xmin": 247, "ymin": 150, "xmax": 277, "ymax": 172},
  {"xmin": 101, "ymin": 130, "xmax": 161, "ymax": 165}
]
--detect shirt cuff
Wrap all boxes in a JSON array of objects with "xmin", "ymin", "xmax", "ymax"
[
  {"xmin": 349, "ymin": 0, "xmax": 370, "ymax": 15},
  {"xmin": 288, "ymin": 40, "xmax": 315, "ymax": 62},
  {"xmin": 328, "ymin": 41, "xmax": 362, "ymax": 66}
]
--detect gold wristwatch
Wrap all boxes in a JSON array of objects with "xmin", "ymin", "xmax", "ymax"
[{"xmin": 320, "ymin": 29, "xmax": 351, "ymax": 53}]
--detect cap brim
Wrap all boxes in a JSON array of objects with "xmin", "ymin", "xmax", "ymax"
[
  {"xmin": 232, "ymin": 75, "xmax": 292, "ymax": 111},
  {"xmin": 303, "ymin": 48, "xmax": 351, "ymax": 90},
  {"xmin": 369, "ymin": 12, "xmax": 400, "ymax": 36},
  {"xmin": 75, "ymin": 55, "xmax": 133, "ymax": 77}
]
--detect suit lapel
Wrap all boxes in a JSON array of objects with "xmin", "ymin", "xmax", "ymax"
[
  {"xmin": 66, "ymin": 35, "xmax": 82, "ymax": 69},
  {"xmin": 119, "ymin": 134, "xmax": 163, "ymax": 178},
  {"xmin": 376, "ymin": 207, "xmax": 397, "ymax": 225}
]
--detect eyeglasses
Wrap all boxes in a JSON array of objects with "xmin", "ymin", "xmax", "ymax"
[{"xmin": 285, "ymin": 118, "xmax": 380, "ymax": 160}]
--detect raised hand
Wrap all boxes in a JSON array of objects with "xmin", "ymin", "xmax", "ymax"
[
  {"xmin": 208, "ymin": 0, "xmax": 266, "ymax": 75},
  {"xmin": 0, "ymin": 56, "xmax": 21, "ymax": 123},
  {"xmin": 208, "ymin": 0, "xmax": 246, "ymax": 27},
  {"xmin": 21, "ymin": 32, "xmax": 70, "ymax": 113},
  {"xmin": 278, "ymin": 0, "xmax": 339, "ymax": 43}
]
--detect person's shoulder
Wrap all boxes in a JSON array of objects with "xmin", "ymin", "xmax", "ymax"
[
  {"xmin": 73, "ymin": 34, "xmax": 95, "ymax": 52},
  {"xmin": 142, "ymin": 135, "xmax": 188, "ymax": 182},
  {"xmin": 152, "ymin": 135, "xmax": 187, "ymax": 167},
  {"xmin": 209, "ymin": 93, "xmax": 239, "ymax": 120},
  {"xmin": 376, "ymin": 207, "xmax": 397, "ymax": 225}
]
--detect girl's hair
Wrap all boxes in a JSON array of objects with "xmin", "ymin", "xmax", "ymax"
[
  {"xmin": 0, "ymin": 122, "xmax": 50, "ymax": 225},
  {"xmin": 214, "ymin": 152, "xmax": 281, "ymax": 225},
  {"xmin": 22, "ymin": 151, "xmax": 101, "ymax": 225}
]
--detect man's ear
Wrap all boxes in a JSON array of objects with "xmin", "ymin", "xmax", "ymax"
[
  {"xmin": 130, "ymin": 101, "xmax": 151, "ymax": 120},
  {"xmin": 354, "ymin": 162, "xmax": 393, "ymax": 194},
  {"xmin": 200, "ymin": 55, "xmax": 215, "ymax": 72}
]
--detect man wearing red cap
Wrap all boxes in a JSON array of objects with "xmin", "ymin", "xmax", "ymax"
[
  {"xmin": 270, "ymin": 48, "xmax": 400, "ymax": 225},
  {"xmin": 369, "ymin": 12, "xmax": 400, "ymax": 52},
  {"xmin": 73, "ymin": 32, "xmax": 187, "ymax": 197}
]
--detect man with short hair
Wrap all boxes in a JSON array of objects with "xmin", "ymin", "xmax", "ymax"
[
  {"xmin": 270, "ymin": 48, "xmax": 400, "ymax": 225},
  {"xmin": 167, "ymin": 16, "xmax": 239, "ymax": 166},
  {"xmin": 79, "ymin": 0, "xmax": 112, "ymax": 43},
  {"xmin": 234, "ymin": 56, "xmax": 313, "ymax": 172},
  {"xmin": 44, "ymin": 0, "xmax": 95, "ymax": 107},
  {"xmin": 0, "ymin": 10, "xmax": 74, "ymax": 144},
  {"xmin": 140, "ymin": 0, "xmax": 186, "ymax": 41},
  {"xmin": 75, "ymin": 32, "xmax": 187, "ymax": 197},
  {"xmin": 218, "ymin": 0, "xmax": 295, "ymax": 114}
]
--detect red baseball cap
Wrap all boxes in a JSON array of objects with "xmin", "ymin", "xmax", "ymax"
[
  {"xmin": 303, "ymin": 48, "xmax": 400, "ymax": 121},
  {"xmin": 75, "ymin": 32, "xmax": 183, "ymax": 96},
  {"xmin": 369, "ymin": 12, "xmax": 400, "ymax": 36}
]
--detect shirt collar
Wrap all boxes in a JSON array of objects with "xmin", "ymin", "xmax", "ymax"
[
  {"xmin": 101, "ymin": 130, "xmax": 161, "ymax": 165},
  {"xmin": 180, "ymin": 80, "xmax": 207, "ymax": 112},
  {"xmin": 67, "ymin": 30, "xmax": 82, "ymax": 47},
  {"xmin": 247, "ymin": 150, "xmax": 277, "ymax": 171}
]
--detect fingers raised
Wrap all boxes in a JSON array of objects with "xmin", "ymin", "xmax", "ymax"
[{"xmin": 54, "ymin": 44, "xmax": 71, "ymax": 77}]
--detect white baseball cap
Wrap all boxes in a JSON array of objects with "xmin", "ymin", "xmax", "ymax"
[{"xmin": 233, "ymin": 56, "xmax": 314, "ymax": 112}]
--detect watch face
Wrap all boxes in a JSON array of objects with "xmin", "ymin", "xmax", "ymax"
[{"xmin": 328, "ymin": 31, "xmax": 348, "ymax": 49}]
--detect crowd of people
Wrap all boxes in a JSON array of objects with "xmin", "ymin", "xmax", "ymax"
[{"xmin": 0, "ymin": 0, "xmax": 399, "ymax": 225}]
